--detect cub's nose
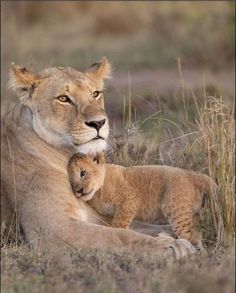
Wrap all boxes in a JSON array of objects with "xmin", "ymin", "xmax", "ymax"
[
  {"xmin": 85, "ymin": 119, "xmax": 106, "ymax": 131},
  {"xmin": 76, "ymin": 188, "xmax": 84, "ymax": 195}
]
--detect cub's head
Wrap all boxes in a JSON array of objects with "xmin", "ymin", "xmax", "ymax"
[
  {"xmin": 67, "ymin": 152, "xmax": 105, "ymax": 201},
  {"xmin": 9, "ymin": 58, "xmax": 112, "ymax": 155}
]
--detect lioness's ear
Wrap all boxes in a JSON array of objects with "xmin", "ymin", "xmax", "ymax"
[
  {"xmin": 86, "ymin": 57, "xmax": 112, "ymax": 84},
  {"xmin": 93, "ymin": 152, "xmax": 105, "ymax": 165},
  {"xmin": 8, "ymin": 63, "xmax": 39, "ymax": 102}
]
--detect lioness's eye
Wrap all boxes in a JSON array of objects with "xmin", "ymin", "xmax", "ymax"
[
  {"xmin": 57, "ymin": 95, "xmax": 72, "ymax": 104},
  {"xmin": 93, "ymin": 91, "xmax": 102, "ymax": 100},
  {"xmin": 80, "ymin": 170, "xmax": 86, "ymax": 178}
]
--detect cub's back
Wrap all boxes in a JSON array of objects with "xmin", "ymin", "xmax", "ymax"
[
  {"xmin": 123, "ymin": 165, "xmax": 192, "ymax": 222},
  {"xmin": 124, "ymin": 165, "xmax": 188, "ymax": 186}
]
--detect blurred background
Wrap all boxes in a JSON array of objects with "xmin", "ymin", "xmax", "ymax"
[{"xmin": 1, "ymin": 1, "xmax": 235, "ymax": 143}]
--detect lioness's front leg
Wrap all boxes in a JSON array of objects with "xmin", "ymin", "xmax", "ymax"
[
  {"xmin": 23, "ymin": 211, "xmax": 195, "ymax": 260},
  {"xmin": 20, "ymin": 174, "xmax": 195, "ymax": 259}
]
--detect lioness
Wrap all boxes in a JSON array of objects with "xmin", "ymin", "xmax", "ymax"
[
  {"xmin": 68, "ymin": 152, "xmax": 218, "ymax": 248},
  {"xmin": 1, "ymin": 59, "xmax": 195, "ymax": 258}
]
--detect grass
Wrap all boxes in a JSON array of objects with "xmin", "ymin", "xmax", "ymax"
[
  {"xmin": 108, "ymin": 84, "xmax": 235, "ymax": 252},
  {"xmin": 1, "ymin": 243, "xmax": 235, "ymax": 293},
  {"xmin": 1, "ymin": 2, "xmax": 234, "ymax": 75},
  {"xmin": 194, "ymin": 96, "xmax": 235, "ymax": 247}
]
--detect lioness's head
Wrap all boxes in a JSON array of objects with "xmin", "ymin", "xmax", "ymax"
[
  {"xmin": 9, "ymin": 58, "xmax": 112, "ymax": 154},
  {"xmin": 67, "ymin": 152, "xmax": 105, "ymax": 201}
]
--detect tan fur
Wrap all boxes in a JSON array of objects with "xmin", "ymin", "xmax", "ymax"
[
  {"xmin": 68, "ymin": 153, "xmax": 218, "ymax": 247},
  {"xmin": 1, "ymin": 60, "xmax": 196, "ymax": 259}
]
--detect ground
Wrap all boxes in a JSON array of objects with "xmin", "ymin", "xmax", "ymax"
[{"xmin": 1, "ymin": 244, "xmax": 235, "ymax": 293}]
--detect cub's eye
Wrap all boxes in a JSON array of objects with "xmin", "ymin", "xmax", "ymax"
[
  {"xmin": 92, "ymin": 91, "xmax": 102, "ymax": 100},
  {"xmin": 80, "ymin": 170, "xmax": 87, "ymax": 178},
  {"xmin": 57, "ymin": 95, "xmax": 72, "ymax": 104}
]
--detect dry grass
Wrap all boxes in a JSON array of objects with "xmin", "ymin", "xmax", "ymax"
[
  {"xmin": 194, "ymin": 96, "xmax": 235, "ymax": 248},
  {"xmin": 107, "ymin": 88, "xmax": 235, "ymax": 252},
  {"xmin": 1, "ymin": 243, "xmax": 235, "ymax": 293}
]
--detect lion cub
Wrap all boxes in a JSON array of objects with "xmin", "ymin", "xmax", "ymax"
[{"xmin": 68, "ymin": 153, "xmax": 218, "ymax": 246}]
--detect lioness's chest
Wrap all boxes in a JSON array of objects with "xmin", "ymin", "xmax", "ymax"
[{"xmin": 89, "ymin": 198, "xmax": 116, "ymax": 217}]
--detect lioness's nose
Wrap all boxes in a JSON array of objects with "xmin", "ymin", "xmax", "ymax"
[{"xmin": 85, "ymin": 119, "xmax": 106, "ymax": 131}]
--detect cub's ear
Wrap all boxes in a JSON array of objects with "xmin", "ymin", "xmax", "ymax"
[
  {"xmin": 86, "ymin": 57, "xmax": 112, "ymax": 85},
  {"xmin": 8, "ymin": 63, "xmax": 40, "ymax": 102},
  {"xmin": 74, "ymin": 153, "xmax": 87, "ymax": 161},
  {"xmin": 68, "ymin": 153, "xmax": 86, "ymax": 168},
  {"xmin": 93, "ymin": 152, "xmax": 105, "ymax": 165}
]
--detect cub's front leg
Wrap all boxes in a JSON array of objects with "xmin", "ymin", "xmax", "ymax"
[{"xmin": 112, "ymin": 197, "xmax": 138, "ymax": 229}]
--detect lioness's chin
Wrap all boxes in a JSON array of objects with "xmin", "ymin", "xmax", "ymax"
[{"xmin": 75, "ymin": 139, "xmax": 107, "ymax": 155}]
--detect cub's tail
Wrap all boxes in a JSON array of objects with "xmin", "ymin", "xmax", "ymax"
[
  {"xmin": 190, "ymin": 171, "xmax": 223, "ymax": 252},
  {"xmin": 189, "ymin": 172, "xmax": 219, "ymax": 207}
]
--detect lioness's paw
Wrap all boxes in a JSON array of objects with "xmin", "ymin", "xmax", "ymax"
[
  {"xmin": 155, "ymin": 233, "xmax": 196, "ymax": 260},
  {"xmin": 169, "ymin": 238, "xmax": 196, "ymax": 259}
]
